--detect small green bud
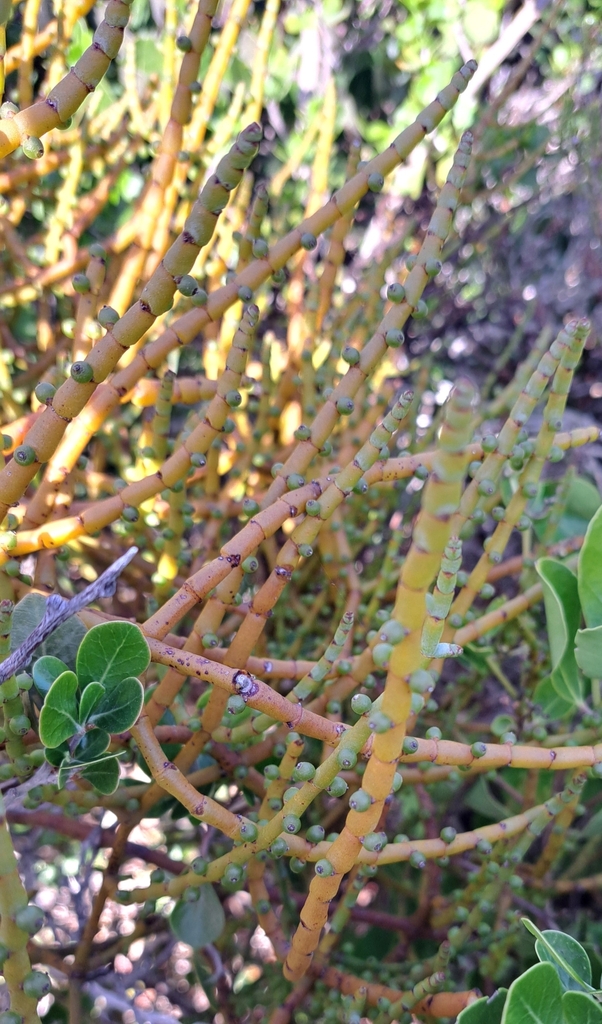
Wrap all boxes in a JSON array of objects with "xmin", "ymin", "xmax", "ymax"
[
  {"xmin": 306, "ymin": 825, "xmax": 325, "ymax": 844},
  {"xmin": 425, "ymin": 727, "xmax": 442, "ymax": 741},
  {"xmin": 177, "ymin": 274, "xmax": 198, "ymax": 296},
  {"xmin": 150, "ymin": 868, "xmax": 165, "ymax": 883},
  {"xmin": 89, "ymin": 243, "xmax": 106, "ymax": 259},
  {"xmin": 481, "ymin": 434, "xmax": 497, "ymax": 453},
  {"xmin": 269, "ymin": 837, "xmax": 289, "ymax": 858},
  {"xmin": 402, "ymin": 737, "xmax": 419, "ymax": 755},
  {"xmin": 283, "ymin": 814, "xmax": 301, "ymax": 834},
  {"xmin": 336, "ymin": 748, "xmax": 357, "ymax": 770},
  {"xmin": 121, "ymin": 506, "xmax": 139, "ymax": 522},
  {"xmin": 522, "ymin": 482, "xmax": 537, "ymax": 498},
  {"xmin": 34, "ymin": 382, "xmax": 56, "ymax": 404},
  {"xmin": 349, "ymin": 788, "xmax": 371, "ymax": 812},
  {"xmin": 263, "ymin": 764, "xmax": 280, "ymax": 780},
  {"xmin": 471, "ymin": 742, "xmax": 487, "ymax": 759},
  {"xmin": 22, "ymin": 966, "xmax": 50, "ymax": 999},
  {"xmin": 479, "ymin": 583, "xmax": 495, "ymax": 599},
  {"xmin": 292, "ymin": 761, "xmax": 315, "ymax": 782},
  {"xmin": 414, "ymin": 463, "xmax": 429, "ymax": 480},
  {"xmin": 176, "ymin": 34, "xmax": 193, "ymax": 51},
  {"xmin": 516, "ymin": 515, "xmax": 531, "ymax": 532},
  {"xmin": 440, "ymin": 826, "xmax": 457, "ymax": 844},
  {"xmin": 409, "ymin": 851, "xmax": 426, "ymax": 869},
  {"xmin": 190, "ymin": 452, "xmax": 207, "ymax": 468},
  {"xmin": 384, "ymin": 328, "xmax": 404, "ymax": 348},
  {"xmin": 351, "ymin": 694, "xmax": 372, "ymax": 715},
  {"xmin": 223, "ymin": 864, "xmax": 243, "ymax": 886},
  {"xmin": 413, "ymin": 299, "xmax": 428, "ymax": 319},
  {"xmin": 289, "ymin": 857, "xmax": 306, "ymax": 873},
  {"xmin": 298, "ymin": 543, "xmax": 313, "ymax": 558},
  {"xmin": 22, "ymin": 135, "xmax": 44, "ymax": 159},
  {"xmin": 227, "ymin": 694, "xmax": 246, "ymax": 715},
  {"xmin": 300, "ymin": 232, "xmax": 317, "ymax": 250},
  {"xmin": 367, "ymin": 172, "xmax": 384, "ymax": 192},
  {"xmin": 336, "ymin": 397, "xmax": 354, "ymax": 416},
  {"xmin": 409, "ymin": 669, "xmax": 434, "ymax": 694},
  {"xmin": 73, "ymin": 273, "xmax": 90, "ymax": 293},
  {"xmin": 294, "ymin": 424, "xmax": 312, "ymax": 441},
  {"xmin": 0, "ymin": 102, "xmax": 18, "ymax": 117},
  {"xmin": 477, "ymin": 479, "xmax": 495, "ymax": 497},
  {"xmin": 379, "ymin": 619, "xmax": 405, "ymax": 644},
  {"xmin": 70, "ymin": 360, "xmax": 94, "ymax": 383},
  {"xmin": 14, "ymin": 904, "xmax": 44, "ymax": 934},
  {"xmin": 2, "ymin": 434, "xmax": 11, "ymax": 450},
  {"xmin": 424, "ymin": 258, "xmax": 442, "ymax": 278},
  {"xmin": 9, "ymin": 715, "xmax": 31, "ymax": 736},
  {"xmin": 386, "ymin": 283, "xmax": 406, "ymax": 303},
  {"xmin": 241, "ymin": 555, "xmax": 258, "ymax": 573},
  {"xmin": 372, "ymin": 642, "xmax": 393, "ymax": 668},
  {"xmin": 13, "ymin": 445, "xmax": 37, "ymax": 466},
  {"xmin": 476, "ymin": 838, "xmax": 493, "ymax": 855},
  {"xmin": 191, "ymin": 288, "xmax": 208, "ymax": 306},
  {"xmin": 252, "ymin": 238, "xmax": 269, "ymax": 258},
  {"xmin": 392, "ymin": 772, "xmax": 403, "ymax": 792},
  {"xmin": 238, "ymin": 285, "xmax": 253, "ymax": 302},
  {"xmin": 305, "ymin": 499, "xmax": 321, "ymax": 516},
  {"xmin": 315, "ymin": 858, "xmax": 335, "ymax": 876},
  {"xmin": 369, "ymin": 711, "xmax": 392, "ymax": 733},
  {"xmin": 362, "ymin": 831, "xmax": 387, "ymax": 852},
  {"xmin": 192, "ymin": 857, "xmax": 208, "ymax": 875},
  {"xmin": 342, "ymin": 346, "xmax": 360, "ymax": 365},
  {"xmin": 287, "ymin": 473, "xmax": 305, "ymax": 490},
  {"xmin": 327, "ymin": 776, "xmax": 348, "ymax": 798},
  {"xmin": 283, "ymin": 786, "xmax": 298, "ymax": 803},
  {"xmin": 201, "ymin": 632, "xmax": 219, "ymax": 648},
  {"xmin": 548, "ymin": 445, "xmax": 564, "ymax": 463}
]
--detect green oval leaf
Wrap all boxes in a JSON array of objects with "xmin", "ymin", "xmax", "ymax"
[
  {"xmin": 81, "ymin": 756, "xmax": 120, "ymax": 795},
  {"xmin": 536, "ymin": 558, "xmax": 580, "ymax": 670},
  {"xmin": 535, "ymin": 930, "xmax": 592, "ymax": 992},
  {"xmin": 72, "ymin": 730, "xmax": 110, "ymax": 762},
  {"xmin": 562, "ymin": 991, "xmax": 602, "ymax": 1024},
  {"xmin": 533, "ymin": 676, "xmax": 574, "ymax": 721},
  {"xmin": 579, "ymin": 505, "xmax": 602, "ymax": 628},
  {"xmin": 87, "ymin": 676, "xmax": 144, "ymax": 734},
  {"xmin": 32, "ymin": 655, "xmax": 69, "ymax": 696},
  {"xmin": 79, "ymin": 682, "xmax": 105, "ymax": 724},
  {"xmin": 39, "ymin": 671, "xmax": 79, "ymax": 748},
  {"xmin": 11, "ymin": 593, "xmax": 85, "ymax": 670},
  {"xmin": 575, "ymin": 626, "xmax": 602, "ymax": 680},
  {"xmin": 457, "ymin": 989, "xmax": 507, "ymax": 1023},
  {"xmin": 501, "ymin": 962, "xmax": 563, "ymax": 1024},
  {"xmin": 170, "ymin": 885, "xmax": 226, "ymax": 948},
  {"xmin": 76, "ymin": 621, "xmax": 150, "ymax": 688}
]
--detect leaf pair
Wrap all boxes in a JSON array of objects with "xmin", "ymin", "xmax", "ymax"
[
  {"xmin": 458, "ymin": 919, "xmax": 602, "ymax": 1024},
  {"xmin": 37, "ymin": 621, "xmax": 150, "ymax": 794},
  {"xmin": 534, "ymin": 504, "xmax": 602, "ymax": 718}
]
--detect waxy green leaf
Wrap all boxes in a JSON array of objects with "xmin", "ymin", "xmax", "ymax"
[
  {"xmin": 562, "ymin": 992, "xmax": 602, "ymax": 1023},
  {"xmin": 575, "ymin": 625, "xmax": 602, "ymax": 680},
  {"xmin": 76, "ymin": 621, "xmax": 150, "ymax": 688},
  {"xmin": 501, "ymin": 962, "xmax": 563, "ymax": 1024},
  {"xmin": 78, "ymin": 682, "xmax": 105, "ymax": 724},
  {"xmin": 536, "ymin": 559, "xmax": 582, "ymax": 706},
  {"xmin": 170, "ymin": 885, "xmax": 225, "ymax": 948},
  {"xmin": 87, "ymin": 676, "xmax": 144, "ymax": 734},
  {"xmin": 578, "ymin": 505, "xmax": 602, "ymax": 628},
  {"xmin": 81, "ymin": 756, "xmax": 120, "ymax": 795},
  {"xmin": 32, "ymin": 655, "xmax": 69, "ymax": 696},
  {"xmin": 457, "ymin": 989, "xmax": 507, "ymax": 1023},
  {"xmin": 39, "ymin": 671, "xmax": 79, "ymax": 748}
]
